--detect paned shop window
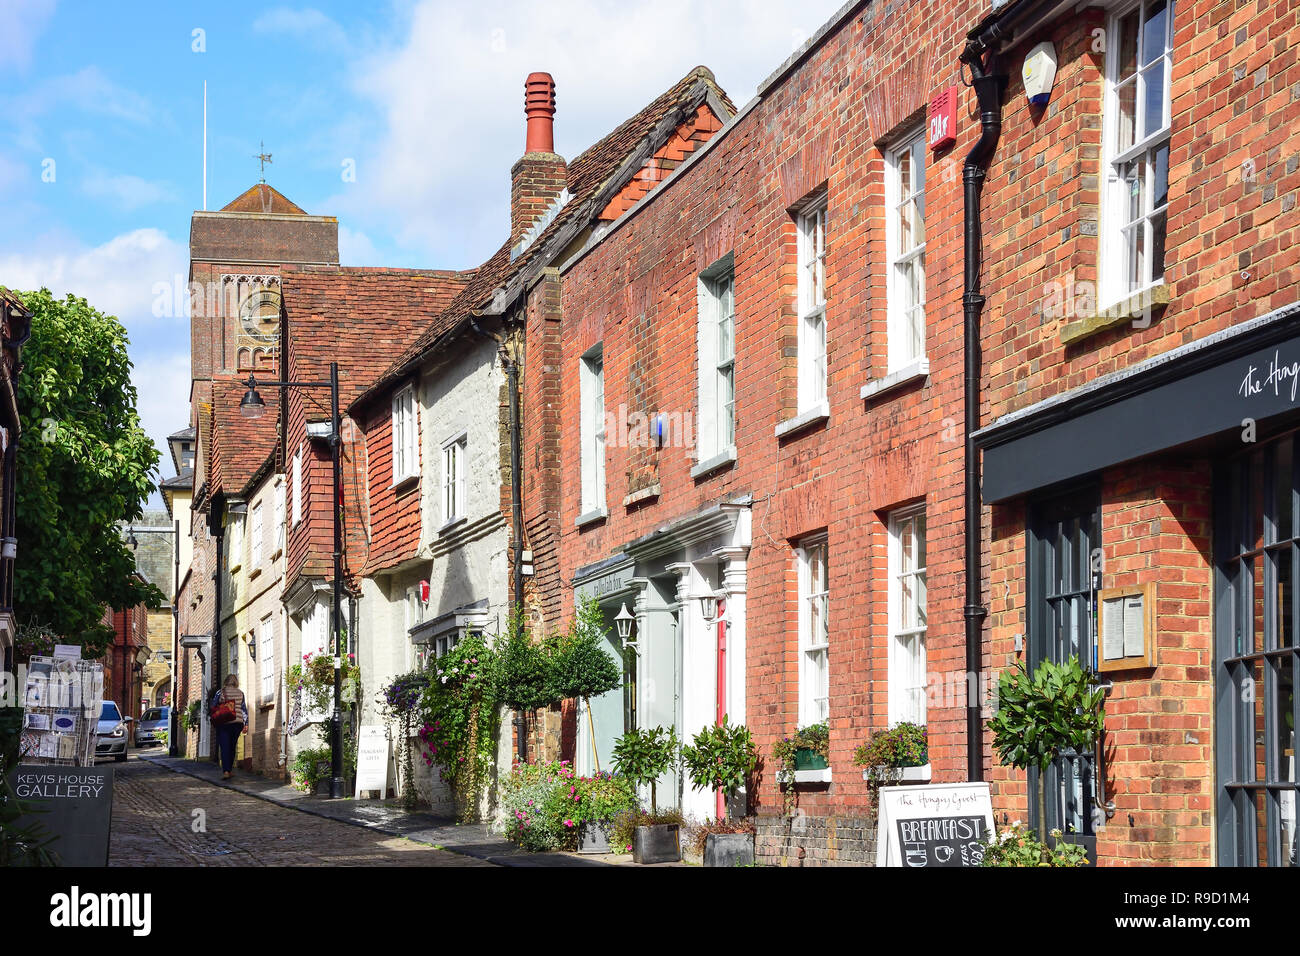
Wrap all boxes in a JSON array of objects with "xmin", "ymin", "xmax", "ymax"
[
  {"xmin": 885, "ymin": 128, "xmax": 927, "ymax": 371},
  {"xmin": 1103, "ymin": 0, "xmax": 1174, "ymax": 302},
  {"xmin": 888, "ymin": 506, "xmax": 927, "ymax": 727},
  {"xmin": 697, "ymin": 255, "xmax": 736, "ymax": 460},
  {"xmin": 796, "ymin": 193, "xmax": 828, "ymax": 413},
  {"xmin": 798, "ymin": 536, "xmax": 830, "ymax": 726},
  {"xmin": 580, "ymin": 344, "xmax": 606, "ymax": 513}
]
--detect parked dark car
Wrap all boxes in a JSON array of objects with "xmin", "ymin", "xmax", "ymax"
[
  {"xmin": 96, "ymin": 701, "xmax": 131, "ymax": 762},
  {"xmin": 135, "ymin": 706, "xmax": 170, "ymax": 747}
]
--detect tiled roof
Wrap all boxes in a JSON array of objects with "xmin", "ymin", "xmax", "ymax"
[
  {"xmin": 220, "ymin": 183, "xmax": 308, "ymax": 215},
  {"xmin": 279, "ymin": 267, "xmax": 475, "ymax": 411},
  {"xmin": 353, "ymin": 65, "xmax": 734, "ymax": 408},
  {"xmin": 209, "ymin": 374, "xmax": 279, "ymax": 497}
]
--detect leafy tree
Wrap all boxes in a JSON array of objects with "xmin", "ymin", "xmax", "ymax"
[
  {"xmin": 612, "ymin": 725, "xmax": 678, "ymax": 813},
  {"xmin": 680, "ymin": 716, "xmax": 758, "ymax": 814},
  {"xmin": 14, "ymin": 289, "xmax": 162, "ymax": 657},
  {"xmin": 547, "ymin": 596, "xmax": 622, "ymax": 703},
  {"xmin": 496, "ymin": 609, "xmax": 553, "ymax": 713},
  {"xmin": 987, "ymin": 656, "xmax": 1105, "ymax": 864}
]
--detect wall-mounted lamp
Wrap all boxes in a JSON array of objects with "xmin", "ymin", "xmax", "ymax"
[
  {"xmin": 700, "ymin": 593, "xmax": 718, "ymax": 625},
  {"xmin": 615, "ymin": 602, "xmax": 635, "ymax": 643},
  {"xmin": 1, "ymin": 536, "xmax": 18, "ymax": 560}
]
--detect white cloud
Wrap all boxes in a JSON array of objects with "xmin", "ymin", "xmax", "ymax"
[
  {"xmin": 337, "ymin": 225, "xmax": 381, "ymax": 265},
  {"xmin": 130, "ymin": 348, "xmax": 191, "ymax": 503},
  {"xmin": 0, "ymin": 227, "xmax": 188, "ymax": 331},
  {"xmin": 332, "ymin": 0, "xmax": 846, "ymax": 266},
  {"xmin": 0, "ymin": 0, "xmax": 56, "ymax": 73},
  {"xmin": 252, "ymin": 7, "xmax": 351, "ymax": 52},
  {"xmin": 82, "ymin": 171, "xmax": 177, "ymax": 210},
  {"xmin": 1, "ymin": 66, "xmax": 155, "ymax": 127}
]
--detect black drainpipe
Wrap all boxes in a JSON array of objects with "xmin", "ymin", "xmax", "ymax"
[{"xmin": 959, "ymin": 50, "xmax": 1007, "ymax": 783}]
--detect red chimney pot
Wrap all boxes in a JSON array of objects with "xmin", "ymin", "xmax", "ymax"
[{"xmin": 524, "ymin": 72, "xmax": 556, "ymax": 154}]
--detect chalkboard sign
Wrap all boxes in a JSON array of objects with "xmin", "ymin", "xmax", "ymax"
[
  {"xmin": 876, "ymin": 783, "xmax": 994, "ymax": 868},
  {"xmin": 7, "ymin": 764, "xmax": 114, "ymax": 866}
]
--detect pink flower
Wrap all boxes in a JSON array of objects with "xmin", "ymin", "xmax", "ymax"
[{"xmin": 564, "ymin": 819, "xmax": 574, "ymax": 828}]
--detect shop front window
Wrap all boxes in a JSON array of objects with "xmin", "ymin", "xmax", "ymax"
[{"xmin": 1216, "ymin": 435, "xmax": 1300, "ymax": 867}]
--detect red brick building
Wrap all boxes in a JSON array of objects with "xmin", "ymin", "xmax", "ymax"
[
  {"xmin": 531, "ymin": 0, "xmax": 996, "ymax": 860},
  {"xmin": 972, "ymin": 0, "xmax": 1300, "ymax": 867}
]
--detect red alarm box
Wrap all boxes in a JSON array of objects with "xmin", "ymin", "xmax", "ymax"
[
  {"xmin": 419, "ymin": 580, "xmax": 430, "ymax": 603},
  {"xmin": 928, "ymin": 86, "xmax": 958, "ymax": 151}
]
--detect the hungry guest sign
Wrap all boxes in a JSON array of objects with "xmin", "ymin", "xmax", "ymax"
[{"xmin": 876, "ymin": 783, "xmax": 994, "ymax": 867}]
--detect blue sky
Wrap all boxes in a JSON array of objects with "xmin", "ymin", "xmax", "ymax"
[{"xmin": 0, "ymin": 0, "xmax": 847, "ymax": 500}]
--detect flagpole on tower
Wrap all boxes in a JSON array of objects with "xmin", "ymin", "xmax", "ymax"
[{"xmin": 202, "ymin": 80, "xmax": 208, "ymax": 211}]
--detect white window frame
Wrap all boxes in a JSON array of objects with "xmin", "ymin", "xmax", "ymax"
[
  {"xmin": 796, "ymin": 194, "xmax": 828, "ymax": 413},
  {"xmin": 404, "ymin": 585, "xmax": 426, "ymax": 671},
  {"xmin": 884, "ymin": 127, "xmax": 927, "ymax": 372},
  {"xmin": 1101, "ymin": 0, "xmax": 1174, "ymax": 307},
  {"xmin": 580, "ymin": 344, "xmax": 606, "ymax": 514},
  {"xmin": 697, "ymin": 256, "xmax": 737, "ymax": 463},
  {"xmin": 228, "ymin": 632, "xmax": 239, "ymax": 677},
  {"xmin": 273, "ymin": 481, "xmax": 285, "ymax": 554},
  {"xmin": 250, "ymin": 501, "xmax": 263, "ymax": 569},
  {"xmin": 441, "ymin": 432, "xmax": 467, "ymax": 525},
  {"xmin": 259, "ymin": 615, "xmax": 275, "ymax": 705},
  {"xmin": 291, "ymin": 445, "xmax": 302, "ymax": 526},
  {"xmin": 797, "ymin": 535, "xmax": 830, "ymax": 728},
  {"xmin": 888, "ymin": 505, "xmax": 928, "ymax": 727},
  {"xmin": 391, "ymin": 385, "xmax": 419, "ymax": 484},
  {"xmin": 227, "ymin": 513, "xmax": 244, "ymax": 569}
]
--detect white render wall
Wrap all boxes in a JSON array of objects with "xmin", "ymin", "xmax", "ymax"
[{"xmin": 353, "ymin": 333, "xmax": 513, "ymax": 816}]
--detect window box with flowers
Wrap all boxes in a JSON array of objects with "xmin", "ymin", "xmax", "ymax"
[
  {"xmin": 854, "ymin": 721, "xmax": 929, "ymax": 807},
  {"xmin": 771, "ymin": 721, "xmax": 831, "ymax": 813}
]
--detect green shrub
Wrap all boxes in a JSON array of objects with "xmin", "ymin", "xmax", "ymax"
[
  {"xmin": 612, "ymin": 725, "xmax": 678, "ymax": 812},
  {"xmin": 680, "ymin": 717, "xmax": 757, "ymax": 809},
  {"xmin": 980, "ymin": 823, "xmax": 1089, "ymax": 867}
]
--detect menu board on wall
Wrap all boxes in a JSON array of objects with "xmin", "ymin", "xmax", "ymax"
[{"xmin": 876, "ymin": 783, "xmax": 995, "ymax": 868}]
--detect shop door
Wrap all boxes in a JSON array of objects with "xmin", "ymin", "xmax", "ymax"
[
  {"xmin": 1215, "ymin": 436, "xmax": 1300, "ymax": 866},
  {"xmin": 1028, "ymin": 486, "xmax": 1101, "ymax": 864},
  {"xmin": 577, "ymin": 604, "xmax": 627, "ymax": 776}
]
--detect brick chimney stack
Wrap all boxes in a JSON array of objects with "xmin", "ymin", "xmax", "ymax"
[{"xmin": 511, "ymin": 72, "xmax": 567, "ymax": 246}]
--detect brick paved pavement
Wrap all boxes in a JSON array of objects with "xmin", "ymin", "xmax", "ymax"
[{"xmin": 108, "ymin": 756, "xmax": 493, "ymax": 866}]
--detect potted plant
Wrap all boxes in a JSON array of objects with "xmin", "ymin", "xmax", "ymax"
[
  {"xmin": 792, "ymin": 722, "xmax": 829, "ymax": 771},
  {"xmin": 572, "ymin": 772, "xmax": 639, "ymax": 854},
  {"xmin": 612, "ymin": 724, "xmax": 681, "ymax": 863},
  {"xmin": 770, "ymin": 721, "xmax": 830, "ymax": 814},
  {"xmin": 987, "ymin": 655, "xmax": 1105, "ymax": 865},
  {"xmin": 548, "ymin": 597, "xmax": 624, "ymax": 772},
  {"xmin": 853, "ymin": 721, "xmax": 929, "ymax": 803},
  {"xmin": 680, "ymin": 716, "xmax": 759, "ymax": 867}
]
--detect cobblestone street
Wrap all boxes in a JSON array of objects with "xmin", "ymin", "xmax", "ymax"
[{"xmin": 108, "ymin": 755, "xmax": 494, "ymax": 867}]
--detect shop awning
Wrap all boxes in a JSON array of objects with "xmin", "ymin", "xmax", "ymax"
[{"xmin": 974, "ymin": 300, "xmax": 1300, "ymax": 502}]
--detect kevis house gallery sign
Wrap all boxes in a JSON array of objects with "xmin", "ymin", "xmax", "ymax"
[{"xmin": 8, "ymin": 765, "xmax": 114, "ymax": 866}]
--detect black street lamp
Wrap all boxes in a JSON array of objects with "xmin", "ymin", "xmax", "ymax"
[{"xmin": 239, "ymin": 364, "xmax": 346, "ymax": 798}]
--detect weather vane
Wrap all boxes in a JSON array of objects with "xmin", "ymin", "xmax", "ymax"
[{"xmin": 254, "ymin": 141, "xmax": 272, "ymax": 183}]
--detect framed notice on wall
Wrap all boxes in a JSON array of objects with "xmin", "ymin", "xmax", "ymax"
[
  {"xmin": 1098, "ymin": 583, "xmax": 1155, "ymax": 672},
  {"xmin": 876, "ymin": 783, "xmax": 995, "ymax": 867}
]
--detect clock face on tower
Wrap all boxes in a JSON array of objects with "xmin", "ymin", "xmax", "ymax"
[{"xmin": 239, "ymin": 288, "xmax": 282, "ymax": 343}]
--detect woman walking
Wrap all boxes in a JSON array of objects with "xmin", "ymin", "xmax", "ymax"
[{"xmin": 210, "ymin": 674, "xmax": 249, "ymax": 779}]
